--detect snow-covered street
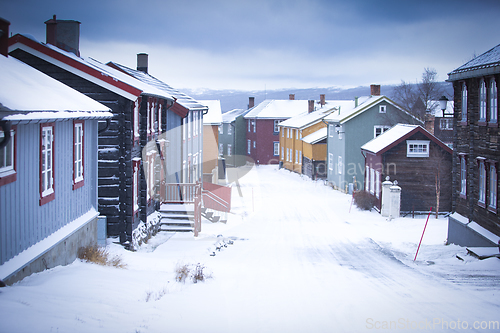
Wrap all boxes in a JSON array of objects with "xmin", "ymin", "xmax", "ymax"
[{"xmin": 1, "ymin": 165, "xmax": 499, "ymax": 332}]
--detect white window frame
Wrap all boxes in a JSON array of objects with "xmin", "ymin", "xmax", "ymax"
[
  {"xmin": 439, "ymin": 118, "xmax": 453, "ymax": 130},
  {"xmin": 379, "ymin": 105, "xmax": 387, "ymax": 113},
  {"xmin": 375, "ymin": 170, "xmax": 381, "ymax": 198},
  {"xmin": 274, "ymin": 120, "xmax": 280, "ymax": 133},
  {"xmin": 227, "ymin": 144, "xmax": 232, "ymax": 156},
  {"xmin": 286, "ymin": 148, "xmax": 290, "ymax": 162},
  {"xmin": 247, "ymin": 140, "xmax": 251, "ymax": 154},
  {"xmin": 365, "ymin": 166, "xmax": 369, "ymax": 191},
  {"xmin": 133, "ymin": 158, "xmax": 140, "ymax": 213},
  {"xmin": 337, "ymin": 155, "xmax": 343, "ymax": 175},
  {"xmin": 219, "ymin": 143, "xmax": 223, "ymax": 155},
  {"xmin": 407, "ymin": 140, "xmax": 430, "ymax": 157},
  {"xmin": 219, "ymin": 124, "xmax": 223, "ymax": 135},
  {"xmin": 273, "ymin": 142, "xmax": 279, "ymax": 156},
  {"xmin": 73, "ymin": 121, "xmax": 84, "ymax": 186},
  {"xmin": 248, "ymin": 120, "xmax": 251, "ymax": 132},
  {"xmin": 328, "ymin": 153, "xmax": 333, "ymax": 171},
  {"xmin": 480, "ymin": 79, "xmax": 487, "ymax": 122},
  {"xmin": 489, "ymin": 164, "xmax": 497, "ymax": 209},
  {"xmin": 460, "ymin": 156, "xmax": 467, "ymax": 196},
  {"xmin": 479, "ymin": 160, "xmax": 486, "ymax": 204},
  {"xmin": 41, "ymin": 124, "xmax": 54, "ymax": 199},
  {"xmin": 252, "ymin": 120, "xmax": 256, "ymax": 133},
  {"xmin": 329, "ymin": 124, "xmax": 334, "ymax": 137},
  {"xmin": 490, "ymin": 79, "xmax": 498, "ymax": 123},
  {"xmin": 295, "ymin": 149, "xmax": 298, "ymax": 163},
  {"xmin": 461, "ymin": 82, "xmax": 467, "ymax": 122},
  {"xmin": 227, "ymin": 124, "xmax": 232, "ymax": 135},
  {"xmin": 281, "ymin": 146, "xmax": 284, "ymax": 160},
  {"xmin": 374, "ymin": 125, "xmax": 390, "ymax": 138},
  {"xmin": 0, "ymin": 128, "xmax": 15, "ymax": 176},
  {"xmin": 370, "ymin": 167, "xmax": 375, "ymax": 194}
]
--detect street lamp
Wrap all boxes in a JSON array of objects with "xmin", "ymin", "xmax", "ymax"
[{"xmin": 439, "ymin": 95, "xmax": 451, "ymax": 117}]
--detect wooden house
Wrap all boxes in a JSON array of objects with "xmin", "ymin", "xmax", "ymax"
[
  {"xmin": 302, "ymin": 127, "xmax": 328, "ymax": 180},
  {"xmin": 278, "ymin": 97, "xmax": 338, "ymax": 177},
  {"xmin": 244, "ymin": 95, "xmax": 311, "ymax": 165},
  {"xmin": 198, "ymin": 100, "xmax": 223, "ymax": 183},
  {"xmin": 446, "ymin": 43, "xmax": 500, "ymax": 247},
  {"xmin": 8, "ymin": 17, "xmax": 190, "ymax": 248},
  {"xmin": 361, "ymin": 124, "xmax": 453, "ymax": 214},
  {"xmin": 0, "ymin": 17, "xmax": 112, "ymax": 284},
  {"xmin": 423, "ymin": 100, "xmax": 455, "ymax": 148},
  {"xmin": 325, "ymin": 85, "xmax": 422, "ymax": 192}
]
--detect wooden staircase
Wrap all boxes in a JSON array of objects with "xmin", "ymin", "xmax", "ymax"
[{"xmin": 159, "ymin": 203, "xmax": 195, "ymax": 232}]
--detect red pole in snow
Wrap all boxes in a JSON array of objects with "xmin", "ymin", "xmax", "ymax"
[{"xmin": 414, "ymin": 207, "xmax": 433, "ymax": 261}]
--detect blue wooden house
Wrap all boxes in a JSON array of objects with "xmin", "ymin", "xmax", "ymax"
[
  {"xmin": 8, "ymin": 17, "xmax": 207, "ymax": 246},
  {"xmin": 0, "ymin": 17, "xmax": 112, "ymax": 284}
]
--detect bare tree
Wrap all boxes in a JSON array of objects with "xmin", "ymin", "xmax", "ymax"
[{"xmin": 392, "ymin": 68, "xmax": 445, "ymax": 121}]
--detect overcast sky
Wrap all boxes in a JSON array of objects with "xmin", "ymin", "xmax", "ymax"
[{"xmin": 2, "ymin": 0, "xmax": 499, "ymax": 91}]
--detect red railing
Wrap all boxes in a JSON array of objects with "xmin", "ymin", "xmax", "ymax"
[{"xmin": 202, "ymin": 182, "xmax": 231, "ymax": 213}]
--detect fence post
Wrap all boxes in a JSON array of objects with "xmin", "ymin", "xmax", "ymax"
[{"xmin": 381, "ymin": 177, "xmax": 393, "ymax": 217}]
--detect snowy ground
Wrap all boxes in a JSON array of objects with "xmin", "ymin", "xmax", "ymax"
[{"xmin": 1, "ymin": 165, "xmax": 499, "ymax": 333}]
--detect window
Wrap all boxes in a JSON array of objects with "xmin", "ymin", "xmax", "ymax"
[
  {"xmin": 480, "ymin": 79, "xmax": 487, "ymax": 122},
  {"xmin": 365, "ymin": 166, "xmax": 369, "ymax": 191},
  {"xmin": 338, "ymin": 156, "xmax": 343, "ymax": 174},
  {"xmin": 158, "ymin": 103, "xmax": 162, "ymax": 134},
  {"xmin": 407, "ymin": 140, "xmax": 430, "ymax": 157},
  {"xmin": 40, "ymin": 124, "xmax": 55, "ymax": 205},
  {"xmin": 379, "ymin": 105, "xmax": 386, "ymax": 113},
  {"xmin": 329, "ymin": 124, "xmax": 334, "ymax": 137},
  {"xmin": 479, "ymin": 160, "xmax": 486, "ymax": 205},
  {"xmin": 227, "ymin": 144, "xmax": 232, "ymax": 156},
  {"xmin": 219, "ymin": 143, "xmax": 223, "ymax": 155},
  {"xmin": 73, "ymin": 121, "xmax": 84, "ymax": 190},
  {"xmin": 489, "ymin": 164, "xmax": 497, "ymax": 210},
  {"xmin": 375, "ymin": 171, "xmax": 381, "ymax": 198},
  {"xmin": 133, "ymin": 97, "xmax": 141, "ymax": 145},
  {"xmin": 460, "ymin": 155, "xmax": 467, "ymax": 197},
  {"xmin": 295, "ymin": 150, "xmax": 298, "ymax": 163},
  {"xmin": 281, "ymin": 146, "xmax": 284, "ymax": 160},
  {"xmin": 287, "ymin": 128, "xmax": 290, "ymax": 138},
  {"xmin": 273, "ymin": 142, "xmax": 279, "ymax": 156},
  {"xmin": 219, "ymin": 125, "xmax": 223, "ymax": 134},
  {"xmin": 248, "ymin": 120, "xmax": 251, "ymax": 132},
  {"xmin": 490, "ymin": 79, "xmax": 498, "ymax": 124},
  {"xmin": 440, "ymin": 118, "xmax": 453, "ymax": 130},
  {"xmin": 247, "ymin": 140, "xmax": 251, "ymax": 154},
  {"xmin": 286, "ymin": 148, "xmax": 290, "ymax": 162},
  {"xmin": 328, "ymin": 153, "xmax": 333, "ymax": 171},
  {"xmin": 253, "ymin": 141, "xmax": 256, "ymax": 149},
  {"xmin": 227, "ymin": 125, "xmax": 232, "ymax": 135},
  {"xmin": 282, "ymin": 128, "xmax": 284, "ymax": 137},
  {"xmin": 296, "ymin": 130, "xmax": 299, "ymax": 140},
  {"xmin": 461, "ymin": 82, "xmax": 467, "ymax": 122},
  {"xmin": 274, "ymin": 120, "xmax": 281, "ymax": 133},
  {"xmin": 0, "ymin": 125, "xmax": 16, "ymax": 186},
  {"xmin": 374, "ymin": 126, "xmax": 390, "ymax": 138},
  {"xmin": 298, "ymin": 151, "xmax": 302, "ymax": 164},
  {"xmin": 370, "ymin": 168, "xmax": 375, "ymax": 194},
  {"xmin": 252, "ymin": 120, "xmax": 256, "ymax": 133},
  {"xmin": 133, "ymin": 158, "xmax": 140, "ymax": 214}
]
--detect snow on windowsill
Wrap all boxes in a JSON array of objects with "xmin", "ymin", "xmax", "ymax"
[{"xmin": 0, "ymin": 208, "xmax": 99, "ymax": 281}]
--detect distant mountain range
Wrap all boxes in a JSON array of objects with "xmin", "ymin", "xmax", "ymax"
[{"xmin": 185, "ymin": 82, "xmax": 453, "ymax": 113}]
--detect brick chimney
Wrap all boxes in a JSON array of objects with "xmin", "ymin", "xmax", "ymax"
[
  {"xmin": 308, "ymin": 100, "xmax": 315, "ymax": 113},
  {"xmin": 424, "ymin": 112, "xmax": 435, "ymax": 135},
  {"xmin": 137, "ymin": 53, "xmax": 148, "ymax": 73},
  {"xmin": 45, "ymin": 15, "xmax": 81, "ymax": 56},
  {"xmin": 289, "ymin": 94, "xmax": 295, "ymax": 100},
  {"xmin": 0, "ymin": 17, "xmax": 10, "ymax": 57},
  {"xmin": 370, "ymin": 84, "xmax": 381, "ymax": 96},
  {"xmin": 248, "ymin": 97, "xmax": 255, "ymax": 109},
  {"xmin": 320, "ymin": 94, "xmax": 325, "ymax": 107}
]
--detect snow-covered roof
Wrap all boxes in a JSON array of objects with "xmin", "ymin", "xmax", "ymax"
[
  {"xmin": 243, "ymin": 100, "xmax": 310, "ymax": 119},
  {"xmin": 448, "ymin": 43, "xmax": 500, "ymax": 81},
  {"xmin": 361, "ymin": 124, "xmax": 452, "ymax": 155},
  {"xmin": 324, "ymin": 95, "xmax": 420, "ymax": 124},
  {"xmin": 199, "ymin": 100, "xmax": 222, "ymax": 125},
  {"xmin": 278, "ymin": 100, "xmax": 346, "ymax": 129},
  {"xmin": 107, "ymin": 62, "xmax": 207, "ymax": 112},
  {"xmin": 0, "ymin": 55, "xmax": 112, "ymax": 121},
  {"xmin": 222, "ymin": 108, "xmax": 249, "ymax": 123},
  {"xmin": 302, "ymin": 127, "xmax": 327, "ymax": 144},
  {"xmin": 8, "ymin": 34, "xmax": 174, "ymax": 102}
]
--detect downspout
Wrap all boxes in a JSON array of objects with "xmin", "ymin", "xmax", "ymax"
[{"xmin": 0, "ymin": 120, "xmax": 11, "ymax": 150}]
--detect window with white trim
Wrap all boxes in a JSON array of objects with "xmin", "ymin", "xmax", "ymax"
[
  {"xmin": 375, "ymin": 170, "xmax": 381, "ymax": 198},
  {"xmin": 328, "ymin": 153, "xmax": 333, "ymax": 171},
  {"xmin": 489, "ymin": 164, "xmax": 497, "ymax": 209},
  {"xmin": 338, "ymin": 156, "xmax": 342, "ymax": 174},
  {"xmin": 286, "ymin": 148, "xmax": 289, "ymax": 162},
  {"xmin": 479, "ymin": 79, "xmax": 487, "ymax": 122},
  {"xmin": 219, "ymin": 124, "xmax": 223, "ymax": 134},
  {"xmin": 247, "ymin": 140, "xmax": 251, "ymax": 154},
  {"xmin": 274, "ymin": 120, "xmax": 281, "ymax": 132},
  {"xmin": 374, "ymin": 126, "xmax": 390, "ymax": 138},
  {"xmin": 460, "ymin": 156, "xmax": 467, "ymax": 196},
  {"xmin": 296, "ymin": 130, "xmax": 299, "ymax": 140},
  {"xmin": 440, "ymin": 118, "xmax": 453, "ymax": 130},
  {"xmin": 133, "ymin": 98, "xmax": 140, "ymax": 144},
  {"xmin": 479, "ymin": 160, "xmax": 486, "ymax": 204},
  {"xmin": 295, "ymin": 149, "xmax": 298, "ymax": 163},
  {"xmin": 73, "ymin": 121, "xmax": 84, "ymax": 189},
  {"xmin": 227, "ymin": 125, "xmax": 232, "ymax": 135},
  {"xmin": 298, "ymin": 151, "xmax": 302, "ymax": 164},
  {"xmin": 133, "ymin": 159, "xmax": 140, "ymax": 213},
  {"xmin": 490, "ymin": 79, "xmax": 498, "ymax": 123},
  {"xmin": 370, "ymin": 167, "xmax": 375, "ymax": 194},
  {"xmin": 273, "ymin": 142, "xmax": 279, "ymax": 156},
  {"xmin": 365, "ymin": 166, "xmax": 369, "ymax": 191},
  {"xmin": 227, "ymin": 144, "xmax": 232, "ymax": 156},
  {"xmin": 379, "ymin": 105, "xmax": 386, "ymax": 113},
  {"xmin": 248, "ymin": 120, "xmax": 251, "ymax": 132},
  {"xmin": 281, "ymin": 146, "xmax": 284, "ymax": 160},
  {"xmin": 40, "ymin": 124, "xmax": 55, "ymax": 204},
  {"xmin": 252, "ymin": 120, "xmax": 256, "ymax": 133},
  {"xmin": 329, "ymin": 124, "xmax": 334, "ymax": 137},
  {"xmin": 407, "ymin": 140, "xmax": 430, "ymax": 157},
  {"xmin": 219, "ymin": 143, "xmax": 223, "ymax": 155},
  {"xmin": 461, "ymin": 82, "xmax": 467, "ymax": 122},
  {"xmin": 0, "ymin": 127, "xmax": 15, "ymax": 179}
]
